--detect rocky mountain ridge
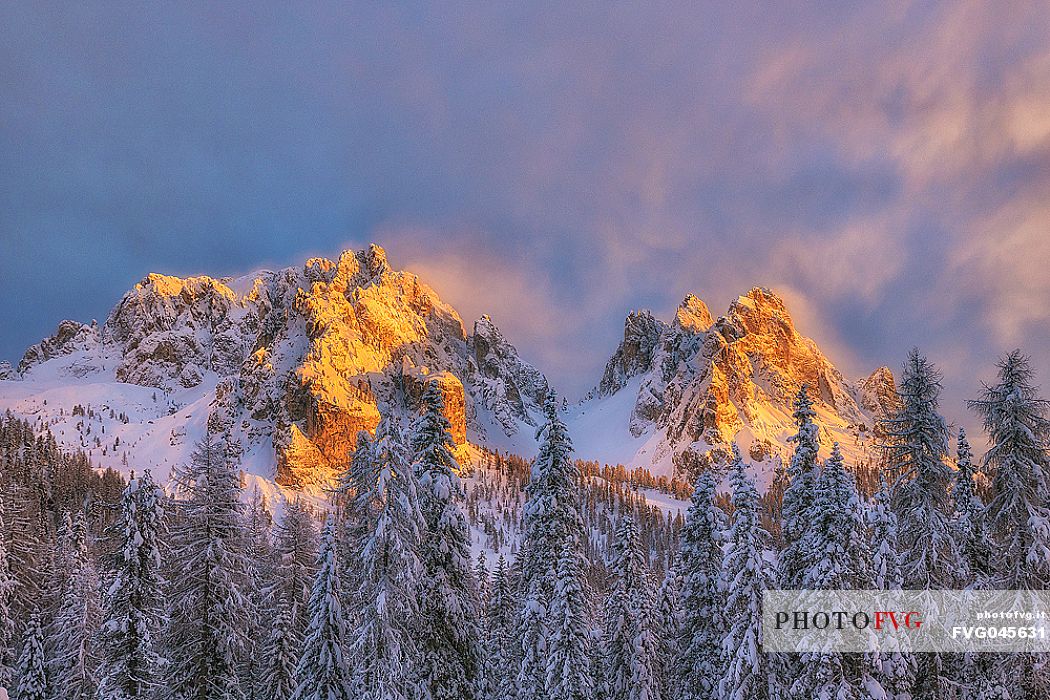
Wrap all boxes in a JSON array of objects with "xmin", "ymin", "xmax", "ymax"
[
  {"xmin": 11, "ymin": 245, "xmax": 550, "ymax": 486},
  {"xmin": 571, "ymin": 287, "xmax": 897, "ymax": 481},
  {"xmin": 4, "ymin": 244, "xmax": 893, "ymax": 488}
]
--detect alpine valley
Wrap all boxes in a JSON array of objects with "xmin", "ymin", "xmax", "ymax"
[{"xmin": 0, "ymin": 244, "xmax": 899, "ymax": 493}]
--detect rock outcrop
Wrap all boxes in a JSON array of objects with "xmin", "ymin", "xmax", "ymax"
[
  {"xmin": 596, "ymin": 311, "xmax": 668, "ymax": 398},
  {"xmin": 854, "ymin": 366, "xmax": 901, "ymax": 419},
  {"xmin": 19, "ymin": 320, "xmax": 101, "ymax": 373},
  {"xmin": 465, "ymin": 315, "xmax": 551, "ymax": 436}
]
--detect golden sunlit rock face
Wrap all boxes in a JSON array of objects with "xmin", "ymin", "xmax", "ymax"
[
  {"xmin": 260, "ymin": 245, "xmax": 471, "ymax": 485},
  {"xmin": 17, "ymin": 243, "xmax": 547, "ymax": 487},
  {"xmin": 675, "ymin": 294, "xmax": 713, "ymax": 333},
  {"xmin": 602, "ymin": 287, "xmax": 899, "ymax": 475}
]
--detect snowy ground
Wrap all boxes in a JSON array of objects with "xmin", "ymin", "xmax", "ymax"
[{"xmin": 0, "ymin": 364, "xmax": 294, "ymax": 511}]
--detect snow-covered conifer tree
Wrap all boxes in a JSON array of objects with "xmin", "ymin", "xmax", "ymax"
[
  {"xmin": 718, "ymin": 447, "xmax": 776, "ymax": 700},
  {"xmin": 47, "ymin": 511, "xmax": 101, "ymax": 700},
  {"xmin": 968, "ymin": 351, "xmax": 1050, "ymax": 589},
  {"xmin": 867, "ymin": 479, "xmax": 915, "ymax": 699},
  {"xmin": 0, "ymin": 500, "xmax": 17, "ymax": 690},
  {"xmin": 334, "ymin": 431, "xmax": 375, "ymax": 596},
  {"xmin": 260, "ymin": 606, "xmax": 296, "ymax": 700},
  {"xmin": 793, "ymin": 444, "xmax": 885, "ymax": 700},
  {"xmin": 603, "ymin": 515, "xmax": 659, "ymax": 700},
  {"xmin": 778, "ymin": 384, "xmax": 820, "ymax": 590},
  {"xmin": 516, "ymin": 581, "xmax": 545, "ymax": 700},
  {"xmin": 884, "ymin": 350, "xmax": 965, "ymax": 589},
  {"xmin": 348, "ymin": 416, "xmax": 428, "ymax": 700},
  {"xmin": 801, "ymin": 444, "xmax": 873, "ymax": 590},
  {"xmin": 869, "ymin": 479, "xmax": 902, "ymax": 591},
  {"xmin": 676, "ymin": 470, "xmax": 726, "ymax": 700},
  {"xmin": 968, "ymin": 351, "xmax": 1050, "ymax": 698},
  {"xmin": 13, "ymin": 611, "xmax": 45, "ymax": 700},
  {"xmin": 474, "ymin": 553, "xmax": 489, "ymax": 607},
  {"xmin": 653, "ymin": 563, "xmax": 679, "ymax": 700},
  {"xmin": 240, "ymin": 487, "xmax": 274, "ymax": 697},
  {"xmin": 97, "ymin": 470, "xmax": 164, "ymax": 700},
  {"xmin": 516, "ymin": 401, "xmax": 588, "ymax": 700},
  {"xmin": 951, "ymin": 428, "xmax": 992, "ymax": 585},
  {"xmin": 270, "ymin": 499, "xmax": 318, "ymax": 648},
  {"xmin": 291, "ymin": 515, "xmax": 352, "ymax": 700},
  {"xmin": 162, "ymin": 435, "xmax": 251, "ymax": 700},
  {"xmin": 481, "ymin": 556, "xmax": 518, "ymax": 700},
  {"xmin": 883, "ymin": 350, "xmax": 966, "ymax": 699},
  {"xmin": 412, "ymin": 381, "xmax": 482, "ymax": 700},
  {"xmin": 547, "ymin": 542, "xmax": 594, "ymax": 700}
]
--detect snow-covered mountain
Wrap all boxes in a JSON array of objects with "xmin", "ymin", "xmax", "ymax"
[
  {"xmin": 0, "ymin": 244, "xmax": 896, "ymax": 491},
  {"xmin": 567, "ymin": 289, "xmax": 899, "ymax": 486},
  {"xmin": 3, "ymin": 245, "xmax": 550, "ymax": 490}
]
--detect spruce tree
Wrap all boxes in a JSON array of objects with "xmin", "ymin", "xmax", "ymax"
[
  {"xmin": 516, "ymin": 584, "xmax": 545, "ymax": 700},
  {"xmin": 47, "ymin": 512, "xmax": 101, "ymax": 700},
  {"xmin": 676, "ymin": 470, "xmax": 726, "ymax": 700},
  {"xmin": 718, "ymin": 447, "xmax": 776, "ymax": 700},
  {"xmin": 260, "ymin": 606, "xmax": 296, "ymax": 700},
  {"xmin": 884, "ymin": 350, "xmax": 965, "ymax": 589},
  {"xmin": 270, "ymin": 499, "xmax": 318, "ymax": 649},
  {"xmin": 516, "ymin": 401, "xmax": 588, "ymax": 700},
  {"xmin": 951, "ymin": 428, "xmax": 992, "ymax": 585},
  {"xmin": 97, "ymin": 470, "xmax": 165, "ymax": 700},
  {"xmin": 883, "ymin": 350, "xmax": 966, "ymax": 700},
  {"xmin": 348, "ymin": 416, "xmax": 428, "ymax": 700},
  {"xmin": 547, "ymin": 542, "xmax": 594, "ymax": 700},
  {"xmin": 868, "ymin": 478, "xmax": 902, "ymax": 591},
  {"xmin": 653, "ymin": 563, "xmax": 679, "ymax": 700},
  {"xmin": 240, "ymin": 488, "xmax": 274, "ymax": 698},
  {"xmin": 474, "ymin": 553, "xmax": 490, "ymax": 607},
  {"xmin": 867, "ymin": 479, "xmax": 915, "ymax": 699},
  {"xmin": 778, "ymin": 384, "xmax": 820, "ymax": 590},
  {"xmin": 13, "ymin": 611, "xmax": 45, "ymax": 700},
  {"xmin": 412, "ymin": 381, "xmax": 482, "ymax": 700},
  {"xmin": 162, "ymin": 435, "xmax": 251, "ymax": 700},
  {"xmin": 0, "ymin": 500, "xmax": 17, "ymax": 690},
  {"xmin": 793, "ymin": 444, "xmax": 885, "ymax": 700},
  {"xmin": 603, "ymin": 516, "xmax": 659, "ymax": 700},
  {"xmin": 481, "ymin": 556, "xmax": 518, "ymax": 700},
  {"xmin": 968, "ymin": 351, "xmax": 1050, "ymax": 589},
  {"xmin": 800, "ymin": 444, "xmax": 873, "ymax": 590},
  {"xmin": 968, "ymin": 351, "xmax": 1050, "ymax": 698},
  {"xmin": 291, "ymin": 515, "xmax": 352, "ymax": 700},
  {"xmin": 335, "ymin": 431, "xmax": 375, "ymax": 597}
]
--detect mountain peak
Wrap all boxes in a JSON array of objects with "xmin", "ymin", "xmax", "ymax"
[
  {"xmin": 9, "ymin": 244, "xmax": 553, "ymax": 486},
  {"xmin": 675, "ymin": 294, "xmax": 713, "ymax": 333},
  {"xmin": 595, "ymin": 310, "xmax": 669, "ymax": 397},
  {"xmin": 467, "ymin": 314, "xmax": 552, "ymax": 437},
  {"xmin": 730, "ymin": 286, "xmax": 789, "ymax": 319},
  {"xmin": 582, "ymin": 286, "xmax": 882, "ymax": 480},
  {"xmin": 135, "ymin": 272, "xmax": 237, "ymax": 302},
  {"xmin": 364, "ymin": 243, "xmax": 390, "ymax": 277},
  {"xmin": 855, "ymin": 366, "xmax": 900, "ymax": 418}
]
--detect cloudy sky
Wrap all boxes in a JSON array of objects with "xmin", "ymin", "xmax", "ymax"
[{"xmin": 3, "ymin": 1, "xmax": 1050, "ymax": 421}]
